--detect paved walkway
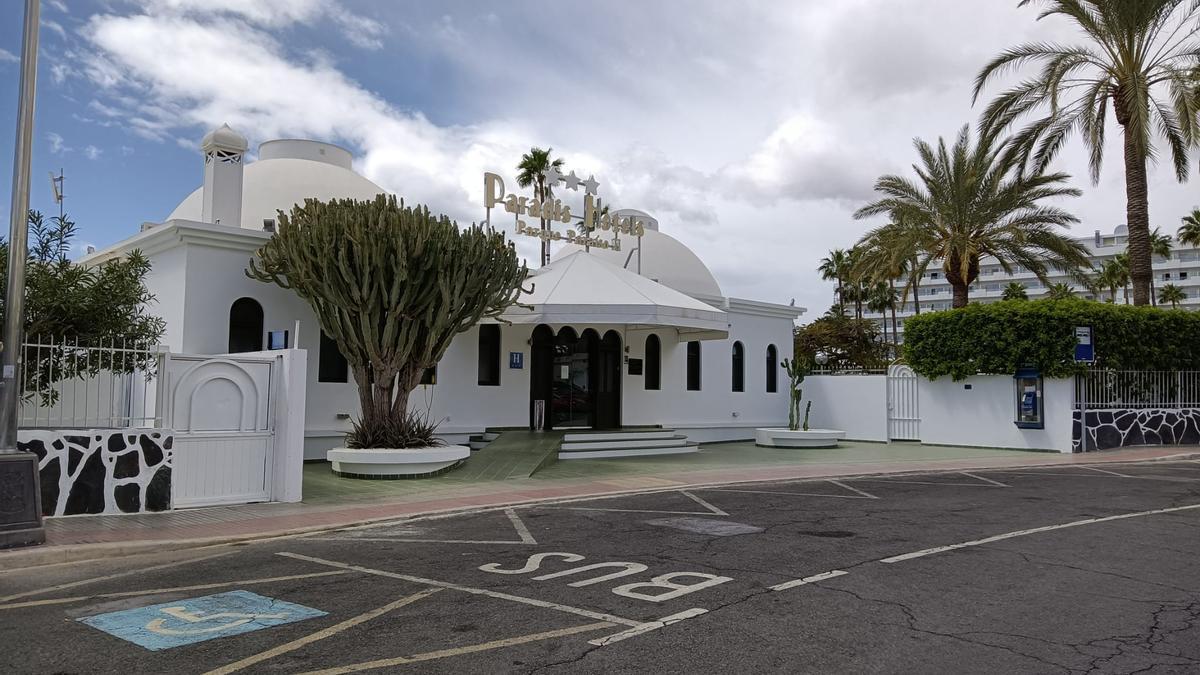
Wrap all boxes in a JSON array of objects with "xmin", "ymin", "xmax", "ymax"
[{"xmin": 7, "ymin": 441, "xmax": 1198, "ymax": 568}]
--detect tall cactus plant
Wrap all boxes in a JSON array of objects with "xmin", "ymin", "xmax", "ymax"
[
  {"xmin": 781, "ymin": 357, "xmax": 812, "ymax": 432},
  {"xmin": 247, "ymin": 195, "xmax": 529, "ymax": 447}
]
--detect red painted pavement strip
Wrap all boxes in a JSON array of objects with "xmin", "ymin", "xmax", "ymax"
[{"xmin": 20, "ymin": 446, "xmax": 1200, "ymax": 550}]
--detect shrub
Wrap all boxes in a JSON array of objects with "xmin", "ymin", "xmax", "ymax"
[
  {"xmin": 794, "ymin": 313, "xmax": 889, "ymax": 370},
  {"xmin": 903, "ymin": 298, "xmax": 1200, "ymax": 380}
]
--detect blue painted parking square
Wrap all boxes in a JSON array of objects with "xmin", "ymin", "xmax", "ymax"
[{"xmin": 78, "ymin": 590, "xmax": 326, "ymax": 651}]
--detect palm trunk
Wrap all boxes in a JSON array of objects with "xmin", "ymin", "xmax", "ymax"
[
  {"xmin": 1121, "ymin": 122, "xmax": 1152, "ymax": 305},
  {"xmin": 950, "ymin": 282, "xmax": 969, "ymax": 308},
  {"xmin": 889, "ymin": 278, "xmax": 899, "ymax": 353},
  {"xmin": 1150, "ymin": 275, "xmax": 1157, "ymax": 306},
  {"xmin": 910, "ymin": 267, "xmax": 921, "ymax": 315}
]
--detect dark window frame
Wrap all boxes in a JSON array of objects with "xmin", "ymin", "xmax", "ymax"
[
  {"xmin": 318, "ymin": 331, "xmax": 349, "ymax": 383},
  {"xmin": 227, "ymin": 297, "xmax": 264, "ymax": 353},
  {"xmin": 686, "ymin": 341, "xmax": 702, "ymax": 391},
  {"xmin": 644, "ymin": 334, "xmax": 661, "ymax": 391},
  {"xmin": 766, "ymin": 344, "xmax": 778, "ymax": 393},
  {"xmin": 732, "ymin": 341, "xmax": 745, "ymax": 393},
  {"xmin": 477, "ymin": 324, "xmax": 501, "ymax": 386}
]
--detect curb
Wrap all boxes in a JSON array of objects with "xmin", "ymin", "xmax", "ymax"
[{"xmin": 3, "ymin": 450, "xmax": 1197, "ymax": 572}]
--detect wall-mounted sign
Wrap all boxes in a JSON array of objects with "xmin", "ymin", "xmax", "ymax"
[
  {"xmin": 509, "ymin": 352, "xmax": 524, "ymax": 369},
  {"xmin": 1074, "ymin": 326, "xmax": 1094, "ymax": 363},
  {"xmin": 483, "ymin": 170, "xmax": 647, "ymax": 252}
]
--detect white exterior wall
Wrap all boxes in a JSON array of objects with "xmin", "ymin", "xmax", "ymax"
[
  {"xmin": 803, "ymin": 375, "xmax": 889, "ymax": 442},
  {"xmin": 918, "ymin": 375, "xmax": 1074, "ymax": 452}
]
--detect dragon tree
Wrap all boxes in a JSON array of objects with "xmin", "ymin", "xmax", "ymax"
[{"xmin": 248, "ymin": 195, "xmax": 528, "ymax": 448}]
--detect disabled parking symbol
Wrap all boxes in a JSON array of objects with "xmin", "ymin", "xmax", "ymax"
[{"xmin": 78, "ymin": 590, "xmax": 326, "ymax": 651}]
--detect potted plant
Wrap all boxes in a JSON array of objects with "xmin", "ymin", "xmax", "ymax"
[
  {"xmin": 755, "ymin": 352, "xmax": 846, "ymax": 448},
  {"xmin": 249, "ymin": 195, "xmax": 528, "ymax": 477}
]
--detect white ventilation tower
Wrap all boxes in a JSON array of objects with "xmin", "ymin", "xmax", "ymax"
[{"xmin": 200, "ymin": 123, "xmax": 249, "ymax": 227}]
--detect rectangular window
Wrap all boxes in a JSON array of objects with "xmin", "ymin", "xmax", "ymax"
[
  {"xmin": 1164, "ymin": 272, "xmax": 1172, "ymax": 281},
  {"xmin": 420, "ymin": 366, "xmax": 437, "ymax": 385},
  {"xmin": 686, "ymin": 341, "xmax": 701, "ymax": 391},
  {"xmin": 318, "ymin": 331, "xmax": 349, "ymax": 383},
  {"xmin": 1182, "ymin": 272, "xmax": 1189, "ymax": 280},
  {"xmin": 477, "ymin": 324, "xmax": 501, "ymax": 386}
]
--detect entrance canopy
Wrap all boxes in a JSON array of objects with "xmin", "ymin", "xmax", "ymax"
[{"xmin": 503, "ymin": 251, "xmax": 728, "ymax": 340}]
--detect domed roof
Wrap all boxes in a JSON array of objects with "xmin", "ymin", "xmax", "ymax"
[
  {"xmin": 168, "ymin": 140, "xmax": 388, "ymax": 230},
  {"xmin": 552, "ymin": 227, "xmax": 723, "ymax": 298},
  {"xmin": 201, "ymin": 123, "xmax": 248, "ymax": 152}
]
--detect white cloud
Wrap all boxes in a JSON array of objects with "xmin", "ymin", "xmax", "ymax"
[
  {"xmin": 84, "ymin": 145, "xmax": 103, "ymax": 160},
  {"xmin": 137, "ymin": 0, "xmax": 386, "ymax": 49},
  {"xmin": 0, "ymin": 48, "xmax": 18, "ymax": 64},
  {"xmin": 45, "ymin": 0, "xmax": 69, "ymax": 14},
  {"xmin": 42, "ymin": 18, "xmax": 67, "ymax": 39},
  {"xmin": 46, "ymin": 132, "xmax": 69, "ymax": 155}
]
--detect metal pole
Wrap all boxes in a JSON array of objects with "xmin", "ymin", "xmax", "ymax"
[{"xmin": 1, "ymin": 0, "xmax": 40, "ymax": 452}]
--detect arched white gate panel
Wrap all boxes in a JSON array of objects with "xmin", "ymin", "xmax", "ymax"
[
  {"xmin": 163, "ymin": 354, "xmax": 278, "ymax": 508},
  {"xmin": 887, "ymin": 364, "xmax": 920, "ymax": 441}
]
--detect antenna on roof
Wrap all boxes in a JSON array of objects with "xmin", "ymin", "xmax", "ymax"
[{"xmin": 49, "ymin": 168, "xmax": 64, "ymax": 219}]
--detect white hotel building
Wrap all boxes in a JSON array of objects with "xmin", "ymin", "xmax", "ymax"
[{"xmin": 865, "ymin": 224, "xmax": 1200, "ymax": 342}]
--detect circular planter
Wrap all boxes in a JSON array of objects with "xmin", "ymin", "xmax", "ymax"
[
  {"xmin": 327, "ymin": 445, "xmax": 470, "ymax": 479},
  {"xmin": 755, "ymin": 428, "xmax": 846, "ymax": 448}
]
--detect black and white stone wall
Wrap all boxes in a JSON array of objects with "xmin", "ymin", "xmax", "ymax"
[
  {"xmin": 18, "ymin": 429, "xmax": 173, "ymax": 516},
  {"xmin": 1072, "ymin": 408, "xmax": 1200, "ymax": 452}
]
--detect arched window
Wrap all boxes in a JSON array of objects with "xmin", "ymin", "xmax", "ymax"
[
  {"xmin": 478, "ymin": 324, "xmax": 501, "ymax": 386},
  {"xmin": 686, "ymin": 341, "xmax": 702, "ymax": 391},
  {"xmin": 731, "ymin": 341, "xmax": 745, "ymax": 392},
  {"xmin": 228, "ymin": 297, "xmax": 263, "ymax": 353},
  {"xmin": 766, "ymin": 344, "xmax": 778, "ymax": 393},
  {"xmin": 644, "ymin": 334, "xmax": 661, "ymax": 391}
]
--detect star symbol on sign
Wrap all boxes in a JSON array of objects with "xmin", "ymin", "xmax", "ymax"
[
  {"xmin": 563, "ymin": 170, "xmax": 582, "ymax": 191},
  {"xmin": 583, "ymin": 174, "xmax": 600, "ymax": 195},
  {"xmin": 542, "ymin": 167, "xmax": 562, "ymax": 187}
]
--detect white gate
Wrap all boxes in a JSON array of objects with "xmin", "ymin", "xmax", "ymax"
[
  {"xmin": 887, "ymin": 364, "xmax": 920, "ymax": 441},
  {"xmin": 162, "ymin": 353, "xmax": 279, "ymax": 508}
]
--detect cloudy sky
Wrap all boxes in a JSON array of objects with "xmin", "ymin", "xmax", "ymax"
[{"xmin": 0, "ymin": 0, "xmax": 1197, "ymax": 314}]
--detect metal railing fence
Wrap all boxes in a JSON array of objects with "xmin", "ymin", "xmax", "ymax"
[
  {"xmin": 1075, "ymin": 369, "xmax": 1200, "ymax": 410},
  {"xmin": 18, "ymin": 336, "xmax": 164, "ymax": 429}
]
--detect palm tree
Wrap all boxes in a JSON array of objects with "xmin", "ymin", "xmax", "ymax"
[
  {"xmin": 1149, "ymin": 227, "xmax": 1174, "ymax": 305},
  {"xmin": 817, "ymin": 249, "xmax": 853, "ymax": 314},
  {"xmin": 866, "ymin": 281, "xmax": 899, "ymax": 353},
  {"xmin": 854, "ymin": 215, "xmax": 932, "ymax": 317},
  {"xmin": 973, "ymin": 1, "xmax": 1200, "ymax": 306},
  {"xmin": 1113, "ymin": 253, "xmax": 1132, "ymax": 303},
  {"xmin": 1179, "ymin": 208, "xmax": 1200, "ymax": 247},
  {"xmin": 1002, "ymin": 282, "xmax": 1029, "ymax": 300},
  {"xmin": 1047, "ymin": 282, "xmax": 1075, "ymax": 300},
  {"xmin": 516, "ymin": 147, "xmax": 565, "ymax": 266},
  {"xmin": 1158, "ymin": 283, "xmax": 1186, "ymax": 308},
  {"xmin": 1096, "ymin": 257, "xmax": 1129, "ymax": 303},
  {"xmin": 854, "ymin": 125, "xmax": 1092, "ymax": 308}
]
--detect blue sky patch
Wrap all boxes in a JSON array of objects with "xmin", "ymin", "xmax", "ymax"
[{"xmin": 77, "ymin": 590, "xmax": 326, "ymax": 651}]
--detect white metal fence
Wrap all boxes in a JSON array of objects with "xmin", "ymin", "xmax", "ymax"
[
  {"xmin": 18, "ymin": 337, "xmax": 164, "ymax": 429},
  {"xmin": 1076, "ymin": 370, "xmax": 1200, "ymax": 409}
]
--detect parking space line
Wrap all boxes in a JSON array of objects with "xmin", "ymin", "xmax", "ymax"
[
  {"xmin": 1084, "ymin": 466, "xmax": 1134, "ymax": 478},
  {"xmin": 769, "ymin": 570, "xmax": 849, "ymax": 592},
  {"xmin": 679, "ymin": 491, "xmax": 729, "ymax": 516},
  {"xmin": 0, "ymin": 570, "xmax": 351, "ymax": 611},
  {"xmin": 313, "ymin": 508, "xmax": 538, "ymax": 545},
  {"xmin": 297, "ymin": 621, "xmax": 614, "ymax": 674},
  {"xmin": 880, "ymin": 502, "xmax": 1200, "ymax": 564},
  {"xmin": 0, "ymin": 550, "xmax": 234, "ymax": 604},
  {"xmin": 277, "ymin": 552, "xmax": 643, "ymax": 628},
  {"xmin": 205, "ymin": 588, "xmax": 442, "ymax": 675},
  {"xmin": 960, "ymin": 472, "xmax": 1010, "ymax": 487},
  {"xmin": 506, "ymin": 508, "xmax": 537, "ymax": 544},
  {"xmin": 829, "ymin": 481, "xmax": 879, "ymax": 499},
  {"xmin": 708, "ymin": 479, "xmax": 878, "ymax": 500},
  {"xmin": 587, "ymin": 608, "xmax": 708, "ymax": 646}
]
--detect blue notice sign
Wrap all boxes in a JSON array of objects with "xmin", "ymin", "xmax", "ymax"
[
  {"xmin": 1074, "ymin": 325, "xmax": 1094, "ymax": 363},
  {"xmin": 78, "ymin": 590, "xmax": 326, "ymax": 651},
  {"xmin": 509, "ymin": 351, "xmax": 524, "ymax": 369}
]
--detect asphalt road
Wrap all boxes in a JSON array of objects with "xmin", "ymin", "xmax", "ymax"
[{"xmin": 4, "ymin": 459, "xmax": 1200, "ymax": 674}]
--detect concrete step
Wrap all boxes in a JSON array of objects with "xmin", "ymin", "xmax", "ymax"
[
  {"xmin": 559, "ymin": 442, "xmax": 700, "ymax": 460},
  {"xmin": 561, "ymin": 429, "xmax": 677, "ymax": 443},
  {"xmin": 560, "ymin": 435, "xmax": 690, "ymax": 451},
  {"xmin": 467, "ymin": 432, "xmax": 500, "ymax": 452}
]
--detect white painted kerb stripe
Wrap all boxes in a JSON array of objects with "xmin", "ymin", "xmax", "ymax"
[
  {"xmin": 881, "ymin": 502, "xmax": 1200, "ymax": 564},
  {"xmin": 769, "ymin": 570, "xmax": 849, "ymax": 592},
  {"xmin": 588, "ymin": 608, "xmax": 708, "ymax": 646}
]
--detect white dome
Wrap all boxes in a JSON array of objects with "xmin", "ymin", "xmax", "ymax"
[
  {"xmin": 201, "ymin": 123, "xmax": 248, "ymax": 152},
  {"xmin": 1114, "ymin": 224, "xmax": 1128, "ymax": 235},
  {"xmin": 552, "ymin": 228, "xmax": 723, "ymax": 298},
  {"xmin": 168, "ymin": 144, "xmax": 388, "ymax": 230}
]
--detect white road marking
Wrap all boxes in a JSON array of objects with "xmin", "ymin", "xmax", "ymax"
[
  {"xmin": 960, "ymin": 472, "xmax": 1010, "ymax": 487},
  {"xmin": 769, "ymin": 570, "xmax": 849, "ymax": 592},
  {"xmin": 587, "ymin": 608, "xmax": 708, "ymax": 646},
  {"xmin": 506, "ymin": 508, "xmax": 537, "ymax": 544},
  {"xmin": 0, "ymin": 550, "xmax": 233, "ymax": 603},
  {"xmin": 1085, "ymin": 466, "xmax": 1134, "ymax": 478},
  {"xmin": 318, "ymin": 508, "xmax": 537, "ymax": 545},
  {"xmin": 298, "ymin": 622, "xmax": 615, "ymax": 674},
  {"xmin": 679, "ymin": 490, "xmax": 729, "ymax": 516},
  {"xmin": 277, "ymin": 552, "xmax": 642, "ymax": 628},
  {"xmin": 205, "ymin": 589, "xmax": 441, "ymax": 675},
  {"xmin": 0, "ymin": 570, "xmax": 350, "ymax": 610},
  {"xmin": 829, "ymin": 480, "xmax": 879, "ymax": 499},
  {"xmin": 881, "ymin": 502, "xmax": 1200, "ymax": 564}
]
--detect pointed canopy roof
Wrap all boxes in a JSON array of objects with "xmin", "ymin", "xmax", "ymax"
[{"xmin": 502, "ymin": 251, "xmax": 728, "ymax": 339}]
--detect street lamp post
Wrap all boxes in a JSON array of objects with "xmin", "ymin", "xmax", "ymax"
[{"xmin": 0, "ymin": 0, "xmax": 46, "ymax": 549}]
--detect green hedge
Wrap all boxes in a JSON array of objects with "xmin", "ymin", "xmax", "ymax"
[{"xmin": 903, "ymin": 298, "xmax": 1200, "ymax": 380}]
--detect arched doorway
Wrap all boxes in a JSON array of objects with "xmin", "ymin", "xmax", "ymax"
[
  {"xmin": 529, "ymin": 326, "xmax": 621, "ymax": 430},
  {"xmin": 228, "ymin": 297, "xmax": 264, "ymax": 353}
]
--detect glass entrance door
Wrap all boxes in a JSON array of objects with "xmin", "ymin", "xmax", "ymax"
[{"xmin": 551, "ymin": 337, "xmax": 592, "ymax": 428}]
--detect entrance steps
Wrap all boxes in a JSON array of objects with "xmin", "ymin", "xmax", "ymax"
[
  {"xmin": 467, "ymin": 431, "xmax": 499, "ymax": 451},
  {"xmin": 558, "ymin": 427, "xmax": 698, "ymax": 460}
]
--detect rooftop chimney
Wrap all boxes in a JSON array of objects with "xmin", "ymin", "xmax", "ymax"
[{"xmin": 200, "ymin": 123, "xmax": 248, "ymax": 228}]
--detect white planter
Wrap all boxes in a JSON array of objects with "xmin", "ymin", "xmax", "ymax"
[
  {"xmin": 755, "ymin": 428, "xmax": 846, "ymax": 448},
  {"xmin": 327, "ymin": 445, "xmax": 470, "ymax": 479}
]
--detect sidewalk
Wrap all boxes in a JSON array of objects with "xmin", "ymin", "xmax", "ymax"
[{"xmin": 5, "ymin": 441, "xmax": 1197, "ymax": 569}]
